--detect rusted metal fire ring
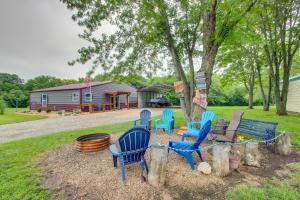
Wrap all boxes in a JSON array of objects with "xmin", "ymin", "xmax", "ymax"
[{"xmin": 75, "ymin": 133, "xmax": 111, "ymax": 152}]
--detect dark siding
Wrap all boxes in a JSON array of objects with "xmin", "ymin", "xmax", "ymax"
[{"xmin": 81, "ymin": 83, "xmax": 137, "ymax": 104}]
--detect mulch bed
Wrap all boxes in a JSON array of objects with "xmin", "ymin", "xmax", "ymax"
[{"xmin": 38, "ymin": 131, "xmax": 300, "ymax": 200}]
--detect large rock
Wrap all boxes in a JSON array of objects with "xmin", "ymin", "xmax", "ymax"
[
  {"xmin": 275, "ymin": 131, "xmax": 292, "ymax": 155},
  {"xmin": 213, "ymin": 144, "xmax": 231, "ymax": 177},
  {"xmin": 197, "ymin": 162, "xmax": 211, "ymax": 175}
]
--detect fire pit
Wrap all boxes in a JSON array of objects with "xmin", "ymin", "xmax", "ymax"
[{"xmin": 75, "ymin": 133, "xmax": 111, "ymax": 152}]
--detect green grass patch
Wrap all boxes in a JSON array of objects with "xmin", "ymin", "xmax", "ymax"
[
  {"xmin": 227, "ymin": 162, "xmax": 300, "ymax": 200},
  {"xmin": 0, "ymin": 121, "xmax": 134, "ymax": 200},
  {"xmin": 0, "ymin": 108, "xmax": 47, "ymax": 125},
  {"xmin": 0, "ymin": 106, "xmax": 299, "ymax": 199}
]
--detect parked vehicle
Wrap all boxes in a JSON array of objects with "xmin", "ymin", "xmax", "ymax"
[{"xmin": 149, "ymin": 97, "xmax": 171, "ymax": 107}]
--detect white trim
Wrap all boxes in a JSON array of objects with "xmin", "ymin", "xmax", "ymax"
[
  {"xmin": 72, "ymin": 92, "xmax": 80, "ymax": 102},
  {"xmin": 41, "ymin": 94, "xmax": 47, "ymax": 106},
  {"xmin": 84, "ymin": 92, "xmax": 92, "ymax": 103}
]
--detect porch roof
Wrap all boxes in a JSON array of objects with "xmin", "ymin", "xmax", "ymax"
[{"xmin": 105, "ymin": 91, "xmax": 131, "ymax": 96}]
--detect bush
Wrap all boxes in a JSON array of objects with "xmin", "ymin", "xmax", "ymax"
[
  {"xmin": 36, "ymin": 107, "xmax": 42, "ymax": 113},
  {"xmin": 162, "ymin": 91, "xmax": 180, "ymax": 106},
  {"xmin": 73, "ymin": 109, "xmax": 81, "ymax": 115},
  {"xmin": 0, "ymin": 99, "xmax": 6, "ymax": 115},
  {"xmin": 46, "ymin": 107, "xmax": 51, "ymax": 113}
]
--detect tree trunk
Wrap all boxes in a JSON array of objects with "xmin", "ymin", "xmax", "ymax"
[
  {"xmin": 279, "ymin": 63, "xmax": 290, "ymax": 115},
  {"xmin": 256, "ymin": 63, "xmax": 268, "ymax": 110},
  {"xmin": 244, "ymin": 142, "xmax": 261, "ymax": 167},
  {"xmin": 148, "ymin": 145, "xmax": 168, "ymax": 187},
  {"xmin": 275, "ymin": 131, "xmax": 292, "ymax": 155},
  {"xmin": 248, "ymin": 68, "xmax": 254, "ymax": 109},
  {"xmin": 213, "ymin": 144, "xmax": 231, "ymax": 177},
  {"xmin": 264, "ymin": 74, "xmax": 272, "ymax": 111},
  {"xmin": 159, "ymin": 5, "xmax": 192, "ymax": 121}
]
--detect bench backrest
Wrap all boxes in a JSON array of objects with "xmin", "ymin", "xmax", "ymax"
[{"xmin": 238, "ymin": 118, "xmax": 278, "ymax": 140}]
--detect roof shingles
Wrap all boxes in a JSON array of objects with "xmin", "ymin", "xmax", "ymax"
[{"xmin": 32, "ymin": 81, "xmax": 112, "ymax": 92}]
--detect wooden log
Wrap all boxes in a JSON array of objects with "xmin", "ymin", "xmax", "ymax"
[
  {"xmin": 148, "ymin": 144, "xmax": 168, "ymax": 187},
  {"xmin": 213, "ymin": 144, "xmax": 231, "ymax": 177},
  {"xmin": 244, "ymin": 142, "xmax": 260, "ymax": 167},
  {"xmin": 275, "ymin": 131, "xmax": 292, "ymax": 155}
]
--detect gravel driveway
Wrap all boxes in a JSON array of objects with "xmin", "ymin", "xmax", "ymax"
[{"xmin": 0, "ymin": 108, "xmax": 165, "ymax": 144}]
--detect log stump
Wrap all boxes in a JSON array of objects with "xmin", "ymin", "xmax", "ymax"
[
  {"xmin": 275, "ymin": 131, "xmax": 292, "ymax": 155},
  {"xmin": 213, "ymin": 144, "xmax": 231, "ymax": 177},
  {"xmin": 244, "ymin": 142, "xmax": 260, "ymax": 167},
  {"xmin": 148, "ymin": 144, "xmax": 168, "ymax": 187}
]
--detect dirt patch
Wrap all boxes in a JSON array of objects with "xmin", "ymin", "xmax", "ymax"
[{"xmin": 38, "ymin": 132, "xmax": 300, "ymax": 200}]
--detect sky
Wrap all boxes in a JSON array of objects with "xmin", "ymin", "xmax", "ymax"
[{"xmin": 0, "ymin": 0, "xmax": 112, "ymax": 80}]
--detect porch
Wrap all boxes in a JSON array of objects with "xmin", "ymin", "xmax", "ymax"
[{"xmin": 81, "ymin": 91, "xmax": 132, "ymax": 113}]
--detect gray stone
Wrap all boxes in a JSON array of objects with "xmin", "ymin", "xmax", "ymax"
[{"xmin": 197, "ymin": 162, "xmax": 211, "ymax": 175}]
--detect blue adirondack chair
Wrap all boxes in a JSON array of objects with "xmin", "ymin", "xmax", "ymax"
[
  {"xmin": 109, "ymin": 127, "xmax": 151, "ymax": 183},
  {"xmin": 169, "ymin": 120, "xmax": 211, "ymax": 170},
  {"xmin": 155, "ymin": 109, "xmax": 174, "ymax": 135},
  {"xmin": 182, "ymin": 111, "xmax": 215, "ymax": 141},
  {"xmin": 133, "ymin": 109, "xmax": 151, "ymax": 130}
]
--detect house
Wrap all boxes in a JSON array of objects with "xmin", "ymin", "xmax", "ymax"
[
  {"xmin": 30, "ymin": 81, "xmax": 138, "ymax": 112},
  {"xmin": 286, "ymin": 75, "xmax": 300, "ymax": 113},
  {"xmin": 137, "ymin": 83, "xmax": 174, "ymax": 108}
]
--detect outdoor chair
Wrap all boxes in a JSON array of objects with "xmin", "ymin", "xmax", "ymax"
[
  {"xmin": 169, "ymin": 120, "xmax": 211, "ymax": 170},
  {"xmin": 182, "ymin": 111, "xmax": 215, "ymax": 141},
  {"xmin": 109, "ymin": 127, "xmax": 150, "ymax": 183},
  {"xmin": 210, "ymin": 111, "xmax": 244, "ymax": 142},
  {"xmin": 155, "ymin": 109, "xmax": 174, "ymax": 135},
  {"xmin": 133, "ymin": 109, "xmax": 151, "ymax": 130}
]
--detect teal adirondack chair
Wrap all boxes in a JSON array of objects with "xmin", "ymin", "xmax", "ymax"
[
  {"xmin": 182, "ymin": 111, "xmax": 214, "ymax": 141},
  {"xmin": 155, "ymin": 109, "xmax": 173, "ymax": 135}
]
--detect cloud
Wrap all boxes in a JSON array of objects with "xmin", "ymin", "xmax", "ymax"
[{"xmin": 0, "ymin": 0, "xmax": 113, "ymax": 80}]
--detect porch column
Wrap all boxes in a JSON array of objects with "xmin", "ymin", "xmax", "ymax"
[
  {"xmin": 89, "ymin": 103, "xmax": 92, "ymax": 113},
  {"xmin": 113, "ymin": 94, "xmax": 117, "ymax": 111},
  {"xmin": 127, "ymin": 94, "xmax": 130, "ymax": 109}
]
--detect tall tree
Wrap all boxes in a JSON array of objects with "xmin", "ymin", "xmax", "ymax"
[
  {"xmin": 258, "ymin": 0, "xmax": 300, "ymax": 115},
  {"xmin": 25, "ymin": 75, "xmax": 65, "ymax": 91},
  {"xmin": 3, "ymin": 89, "xmax": 27, "ymax": 111},
  {"xmin": 62, "ymin": 0, "xmax": 257, "ymax": 122}
]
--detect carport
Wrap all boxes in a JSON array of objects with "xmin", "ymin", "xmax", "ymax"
[{"xmin": 137, "ymin": 83, "xmax": 174, "ymax": 108}]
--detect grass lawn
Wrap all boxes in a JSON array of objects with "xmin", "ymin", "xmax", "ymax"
[
  {"xmin": 0, "ymin": 108, "xmax": 47, "ymax": 125},
  {"xmin": 0, "ymin": 106, "xmax": 299, "ymax": 199}
]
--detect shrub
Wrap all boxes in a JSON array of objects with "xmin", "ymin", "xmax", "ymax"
[
  {"xmin": 58, "ymin": 110, "xmax": 65, "ymax": 116},
  {"xmin": 36, "ymin": 106, "xmax": 42, "ymax": 113},
  {"xmin": 0, "ymin": 99, "xmax": 6, "ymax": 115},
  {"xmin": 73, "ymin": 109, "xmax": 81, "ymax": 115},
  {"xmin": 46, "ymin": 107, "xmax": 51, "ymax": 113}
]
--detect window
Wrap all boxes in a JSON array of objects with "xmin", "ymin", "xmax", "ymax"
[
  {"xmin": 72, "ymin": 92, "xmax": 79, "ymax": 102},
  {"xmin": 41, "ymin": 94, "xmax": 47, "ymax": 106},
  {"xmin": 85, "ymin": 92, "xmax": 92, "ymax": 103}
]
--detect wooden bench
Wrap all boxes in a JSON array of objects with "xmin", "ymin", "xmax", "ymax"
[{"xmin": 238, "ymin": 118, "xmax": 278, "ymax": 142}]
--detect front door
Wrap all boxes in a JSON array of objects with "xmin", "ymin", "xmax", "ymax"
[{"xmin": 41, "ymin": 94, "xmax": 48, "ymax": 107}]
